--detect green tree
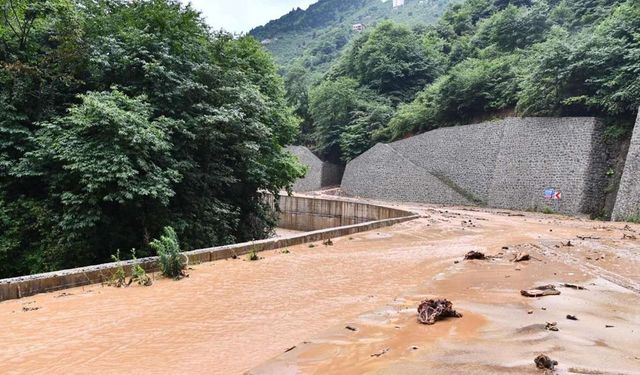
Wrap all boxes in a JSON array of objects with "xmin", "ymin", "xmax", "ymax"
[{"xmin": 337, "ymin": 21, "xmax": 443, "ymax": 102}]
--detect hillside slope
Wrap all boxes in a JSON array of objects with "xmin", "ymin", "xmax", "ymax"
[{"xmin": 250, "ymin": 0, "xmax": 456, "ymax": 74}]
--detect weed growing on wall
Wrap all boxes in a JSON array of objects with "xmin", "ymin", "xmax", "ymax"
[
  {"xmin": 109, "ymin": 250, "xmax": 127, "ymax": 288},
  {"xmin": 129, "ymin": 250, "xmax": 152, "ymax": 286},
  {"xmin": 150, "ymin": 227, "xmax": 187, "ymax": 279}
]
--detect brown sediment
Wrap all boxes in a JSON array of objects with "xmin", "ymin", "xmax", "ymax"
[{"xmin": 2, "ymin": 200, "xmax": 640, "ymax": 374}]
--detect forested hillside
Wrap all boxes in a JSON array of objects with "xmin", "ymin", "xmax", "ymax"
[
  {"xmin": 250, "ymin": 0, "xmax": 457, "ymax": 78},
  {"xmin": 276, "ymin": 0, "xmax": 640, "ymax": 163},
  {"xmin": 0, "ymin": 0, "xmax": 304, "ymax": 278}
]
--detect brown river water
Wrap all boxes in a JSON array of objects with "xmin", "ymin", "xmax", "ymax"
[{"xmin": 1, "ymin": 202, "xmax": 640, "ymax": 374}]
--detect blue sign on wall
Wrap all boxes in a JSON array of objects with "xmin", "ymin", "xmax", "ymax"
[{"xmin": 544, "ymin": 188, "xmax": 555, "ymax": 199}]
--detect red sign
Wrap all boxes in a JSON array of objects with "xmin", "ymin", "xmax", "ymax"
[{"xmin": 552, "ymin": 191, "xmax": 562, "ymax": 200}]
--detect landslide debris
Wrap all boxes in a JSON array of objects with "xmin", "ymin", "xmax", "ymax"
[{"xmin": 417, "ymin": 298, "xmax": 463, "ymax": 325}]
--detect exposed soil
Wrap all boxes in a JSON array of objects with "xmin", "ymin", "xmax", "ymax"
[{"xmin": 1, "ymin": 200, "xmax": 639, "ymax": 375}]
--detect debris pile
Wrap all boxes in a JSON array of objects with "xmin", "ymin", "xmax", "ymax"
[
  {"xmin": 521, "ymin": 285, "xmax": 561, "ymax": 298},
  {"xmin": 417, "ymin": 298, "xmax": 463, "ymax": 325}
]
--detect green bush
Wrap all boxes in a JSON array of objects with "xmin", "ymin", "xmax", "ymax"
[
  {"xmin": 150, "ymin": 227, "xmax": 187, "ymax": 279},
  {"xmin": 247, "ymin": 251, "xmax": 260, "ymax": 261}
]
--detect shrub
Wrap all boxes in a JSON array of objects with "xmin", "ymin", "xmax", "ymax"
[
  {"xmin": 247, "ymin": 251, "xmax": 260, "ymax": 261},
  {"xmin": 150, "ymin": 227, "xmax": 187, "ymax": 279},
  {"xmin": 541, "ymin": 206, "xmax": 555, "ymax": 215}
]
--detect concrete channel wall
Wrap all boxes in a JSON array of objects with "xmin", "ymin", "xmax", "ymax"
[
  {"xmin": 287, "ymin": 146, "xmax": 343, "ymax": 192},
  {"xmin": 613, "ymin": 109, "xmax": 640, "ymax": 221},
  {"xmin": 343, "ymin": 117, "xmax": 608, "ymax": 215},
  {"xmin": 0, "ymin": 195, "xmax": 417, "ymax": 302}
]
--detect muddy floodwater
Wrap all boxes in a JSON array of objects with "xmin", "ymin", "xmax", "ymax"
[{"xmin": 1, "ymin": 201, "xmax": 640, "ymax": 374}]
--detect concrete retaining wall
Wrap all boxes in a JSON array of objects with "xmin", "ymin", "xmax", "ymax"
[
  {"xmin": 613, "ymin": 109, "xmax": 640, "ymax": 221},
  {"xmin": 287, "ymin": 146, "xmax": 343, "ymax": 192},
  {"xmin": 487, "ymin": 118, "xmax": 607, "ymax": 214},
  {"xmin": 342, "ymin": 143, "xmax": 472, "ymax": 205},
  {"xmin": 0, "ymin": 195, "xmax": 417, "ymax": 302},
  {"xmin": 342, "ymin": 117, "xmax": 608, "ymax": 215}
]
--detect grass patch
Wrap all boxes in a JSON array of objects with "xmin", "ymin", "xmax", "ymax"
[
  {"xmin": 626, "ymin": 215, "xmax": 640, "ymax": 224},
  {"xmin": 541, "ymin": 206, "xmax": 555, "ymax": 215}
]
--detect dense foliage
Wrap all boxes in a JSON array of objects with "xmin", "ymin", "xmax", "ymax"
[
  {"xmin": 0, "ymin": 0, "xmax": 304, "ymax": 278},
  {"xmin": 250, "ymin": 0, "xmax": 456, "ymax": 78},
  {"xmin": 282, "ymin": 0, "xmax": 640, "ymax": 162}
]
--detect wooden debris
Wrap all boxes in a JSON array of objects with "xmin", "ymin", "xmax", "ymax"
[{"xmin": 417, "ymin": 298, "xmax": 463, "ymax": 325}]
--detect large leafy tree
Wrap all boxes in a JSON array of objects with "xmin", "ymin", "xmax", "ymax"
[{"xmin": 0, "ymin": 0, "xmax": 303, "ymax": 277}]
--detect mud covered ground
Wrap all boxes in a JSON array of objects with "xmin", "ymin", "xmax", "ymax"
[{"xmin": 1, "ymin": 201, "xmax": 639, "ymax": 374}]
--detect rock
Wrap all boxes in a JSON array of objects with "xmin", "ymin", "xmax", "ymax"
[
  {"xmin": 535, "ymin": 354, "xmax": 558, "ymax": 370},
  {"xmin": 521, "ymin": 285, "xmax": 561, "ymax": 298},
  {"xmin": 464, "ymin": 251, "xmax": 486, "ymax": 260},
  {"xmin": 528, "ymin": 310, "xmax": 534, "ymax": 315},
  {"xmin": 566, "ymin": 314, "xmax": 578, "ymax": 321},
  {"xmin": 345, "ymin": 325, "xmax": 357, "ymax": 331},
  {"xmin": 417, "ymin": 298, "xmax": 463, "ymax": 325},
  {"xmin": 514, "ymin": 252, "xmax": 531, "ymax": 262},
  {"xmin": 545, "ymin": 322, "xmax": 559, "ymax": 331}
]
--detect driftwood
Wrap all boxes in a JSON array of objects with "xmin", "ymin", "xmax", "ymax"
[
  {"xmin": 417, "ymin": 298, "xmax": 463, "ymax": 325},
  {"xmin": 521, "ymin": 285, "xmax": 561, "ymax": 297}
]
